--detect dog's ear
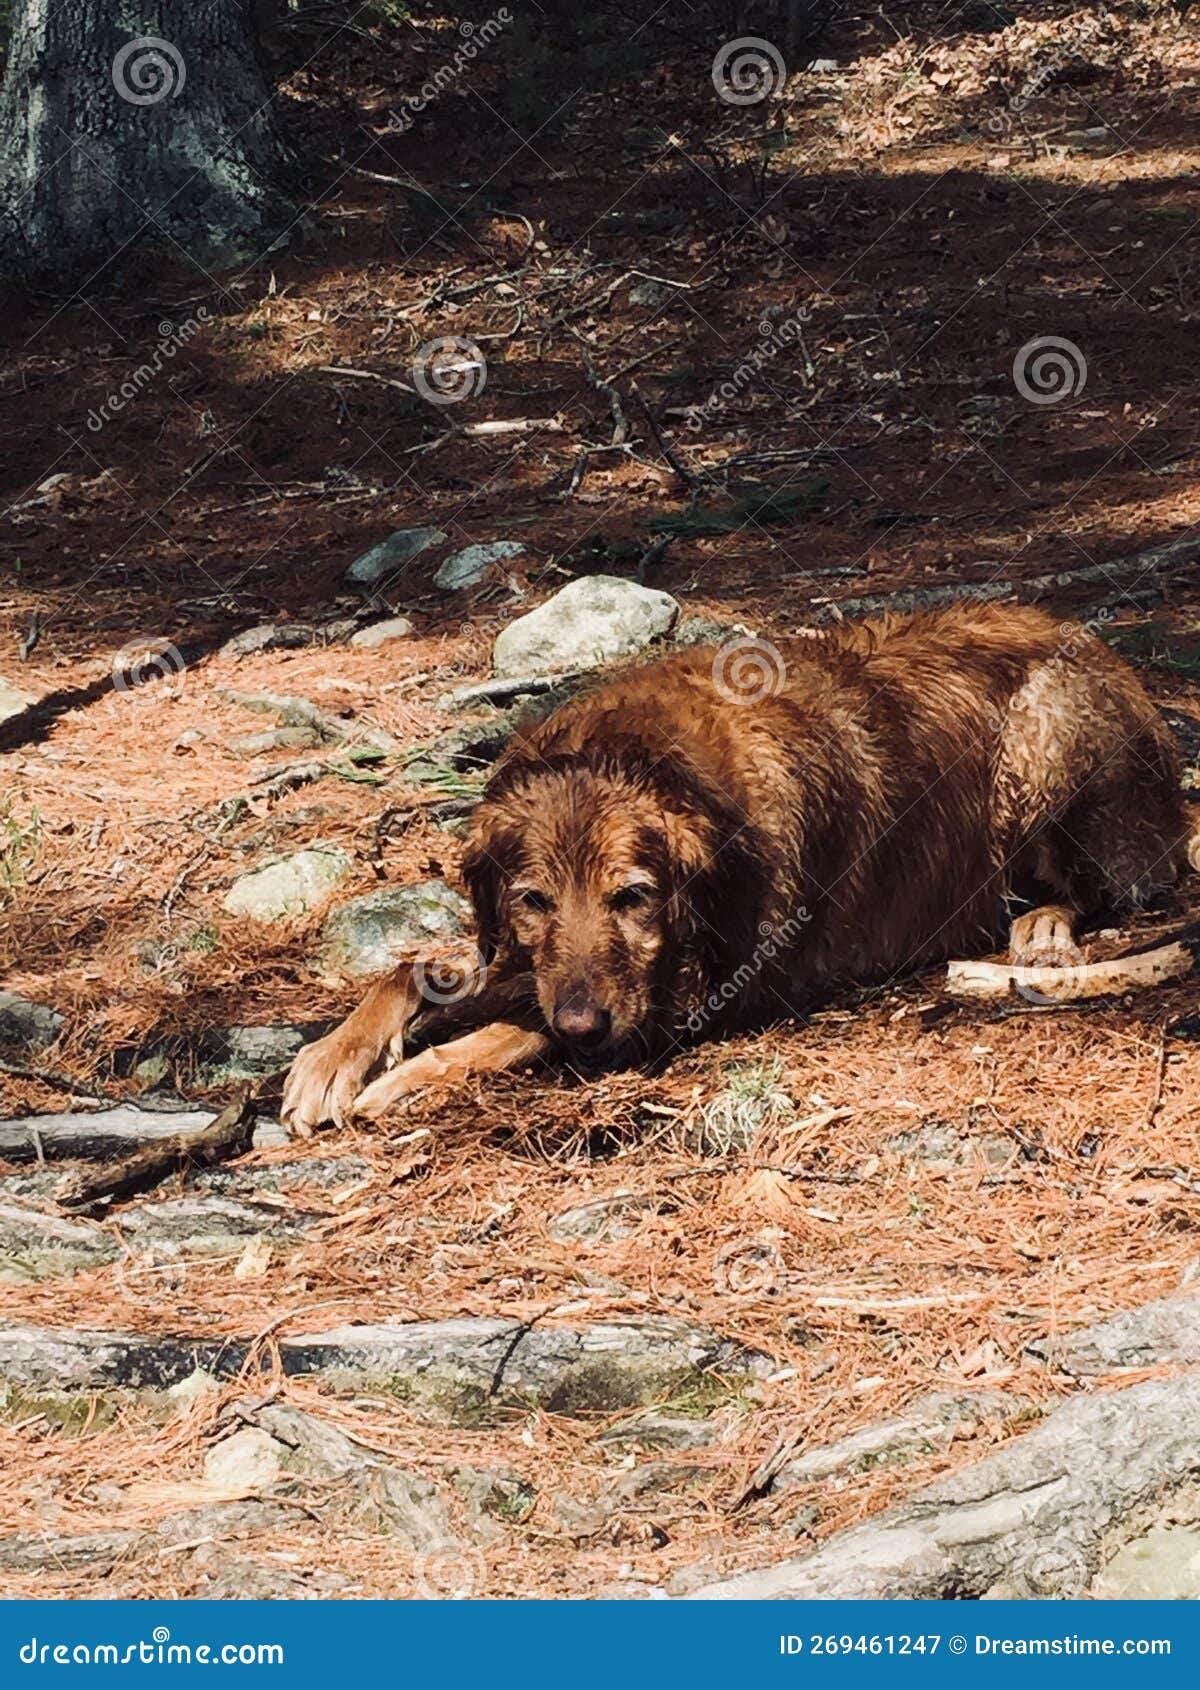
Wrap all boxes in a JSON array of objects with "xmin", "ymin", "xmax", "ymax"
[{"xmin": 461, "ymin": 823, "xmax": 514, "ymax": 965}]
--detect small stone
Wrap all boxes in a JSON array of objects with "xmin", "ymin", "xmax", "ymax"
[
  {"xmin": 629, "ymin": 280, "xmax": 671, "ymax": 308},
  {"xmin": 219, "ymin": 624, "xmax": 317, "ymax": 659},
  {"xmin": 435, "ymin": 541, "xmax": 525, "ymax": 592},
  {"xmin": 349, "ymin": 616, "xmax": 414, "ymax": 648},
  {"xmin": 0, "ymin": 991, "xmax": 64, "ymax": 1049},
  {"xmin": 344, "ymin": 527, "xmax": 446, "ymax": 587},
  {"xmin": 204, "ymin": 1427, "xmax": 282, "ymax": 1491},
  {"xmin": 222, "ymin": 846, "xmax": 352, "ymax": 922},
  {"xmin": 317, "ymin": 880, "xmax": 471, "ymax": 977},
  {"xmin": 492, "ymin": 575, "xmax": 678, "ymax": 680},
  {"xmin": 672, "ymin": 615, "xmax": 749, "ymax": 648}
]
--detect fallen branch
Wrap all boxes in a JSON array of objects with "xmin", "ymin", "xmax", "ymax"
[
  {"xmin": 813, "ymin": 531, "xmax": 1200, "ymax": 624},
  {"xmin": 945, "ymin": 938, "xmax": 1193, "ymax": 1002},
  {"xmin": 54, "ymin": 1090, "xmax": 257, "ymax": 1213}
]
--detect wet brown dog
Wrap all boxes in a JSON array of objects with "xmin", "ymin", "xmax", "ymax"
[{"xmin": 282, "ymin": 602, "xmax": 1191, "ymax": 1131}]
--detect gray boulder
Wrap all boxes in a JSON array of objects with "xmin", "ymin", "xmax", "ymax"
[
  {"xmin": 492, "ymin": 576, "xmax": 678, "ymax": 679},
  {"xmin": 317, "ymin": 880, "xmax": 471, "ymax": 977}
]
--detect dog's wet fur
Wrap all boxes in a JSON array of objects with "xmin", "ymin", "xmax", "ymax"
[{"xmin": 283, "ymin": 603, "xmax": 1192, "ymax": 1130}]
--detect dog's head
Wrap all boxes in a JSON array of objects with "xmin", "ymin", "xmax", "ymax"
[{"xmin": 461, "ymin": 743, "xmax": 764, "ymax": 1064}]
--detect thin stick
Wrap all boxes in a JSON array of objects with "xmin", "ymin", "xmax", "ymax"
[{"xmin": 54, "ymin": 1090, "xmax": 256, "ymax": 1212}]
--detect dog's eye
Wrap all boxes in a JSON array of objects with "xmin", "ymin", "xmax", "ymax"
[
  {"xmin": 610, "ymin": 885, "xmax": 652, "ymax": 912},
  {"xmin": 517, "ymin": 888, "xmax": 552, "ymax": 913}
]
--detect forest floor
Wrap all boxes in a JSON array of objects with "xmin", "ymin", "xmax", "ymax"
[{"xmin": 1, "ymin": 1, "xmax": 1200, "ymax": 1597}]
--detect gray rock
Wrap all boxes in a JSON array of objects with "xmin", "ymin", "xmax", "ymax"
[
  {"xmin": 671, "ymin": 615, "xmax": 748, "ymax": 648},
  {"xmin": 195, "ymin": 1023, "xmax": 313, "ymax": 1082},
  {"xmin": 435, "ymin": 540, "xmax": 525, "ymax": 592},
  {"xmin": 0, "ymin": 1202, "xmax": 117, "ymax": 1283},
  {"xmin": 345, "ymin": 527, "xmax": 446, "ymax": 587},
  {"xmin": 193, "ymin": 1155, "xmax": 371, "ymax": 1197},
  {"xmin": 548, "ymin": 1192, "xmax": 668, "ymax": 1244},
  {"xmin": 886, "ymin": 1118, "xmax": 1019, "ymax": 1169},
  {"xmin": 772, "ymin": 1390, "xmax": 1016, "ymax": 1490},
  {"xmin": 492, "ymin": 575, "xmax": 678, "ymax": 680},
  {"xmin": 629, "ymin": 280, "xmax": 671, "ymax": 308},
  {"xmin": 0, "ymin": 990, "xmax": 64, "ymax": 1048},
  {"xmin": 598, "ymin": 1411, "xmax": 727, "ymax": 1452},
  {"xmin": 204, "ymin": 1426, "xmax": 283, "ymax": 1490},
  {"xmin": 1026, "ymin": 1293, "xmax": 1200, "ymax": 1376},
  {"xmin": 317, "ymin": 880, "xmax": 470, "ymax": 977},
  {"xmin": 0, "ymin": 1316, "xmax": 771, "ymax": 1421},
  {"xmin": 238, "ymin": 1402, "xmax": 455, "ymax": 1548},
  {"xmin": 683, "ymin": 1370, "xmax": 1200, "ymax": 1599},
  {"xmin": 226, "ymin": 725, "xmax": 322, "ymax": 757},
  {"xmin": 0, "ymin": 675, "xmax": 37, "ymax": 727},
  {"xmin": 0, "ymin": 1529, "xmax": 141, "ymax": 1573},
  {"xmin": 219, "ymin": 624, "xmax": 323, "ymax": 659},
  {"xmin": 1092, "ymin": 1524, "xmax": 1200, "ymax": 1599},
  {"xmin": 120, "ymin": 1193, "xmax": 318, "ymax": 1257},
  {"xmin": 0, "ymin": 1104, "xmax": 287, "ymax": 1166},
  {"xmin": 450, "ymin": 1464, "xmax": 536, "ymax": 1538},
  {"xmin": 349, "ymin": 616, "xmax": 414, "ymax": 648},
  {"xmin": 222, "ymin": 845, "xmax": 352, "ymax": 922}
]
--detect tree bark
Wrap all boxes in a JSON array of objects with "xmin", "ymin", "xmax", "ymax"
[{"xmin": 0, "ymin": 0, "xmax": 287, "ymax": 288}]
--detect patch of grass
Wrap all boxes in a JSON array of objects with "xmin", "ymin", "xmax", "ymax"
[{"xmin": 0, "ymin": 797, "xmax": 42, "ymax": 905}]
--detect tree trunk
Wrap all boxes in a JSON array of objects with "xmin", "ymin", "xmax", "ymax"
[{"xmin": 0, "ymin": 0, "xmax": 287, "ymax": 288}]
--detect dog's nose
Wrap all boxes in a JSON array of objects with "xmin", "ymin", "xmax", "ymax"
[{"xmin": 552, "ymin": 994, "xmax": 612, "ymax": 1047}]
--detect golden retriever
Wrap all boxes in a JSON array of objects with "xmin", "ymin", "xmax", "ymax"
[{"xmin": 282, "ymin": 602, "xmax": 1190, "ymax": 1131}]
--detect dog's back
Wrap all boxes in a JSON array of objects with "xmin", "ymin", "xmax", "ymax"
[{"xmin": 502, "ymin": 602, "xmax": 1187, "ymax": 1002}]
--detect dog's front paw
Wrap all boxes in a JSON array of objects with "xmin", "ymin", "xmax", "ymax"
[{"xmin": 282, "ymin": 1030, "xmax": 378, "ymax": 1135}]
